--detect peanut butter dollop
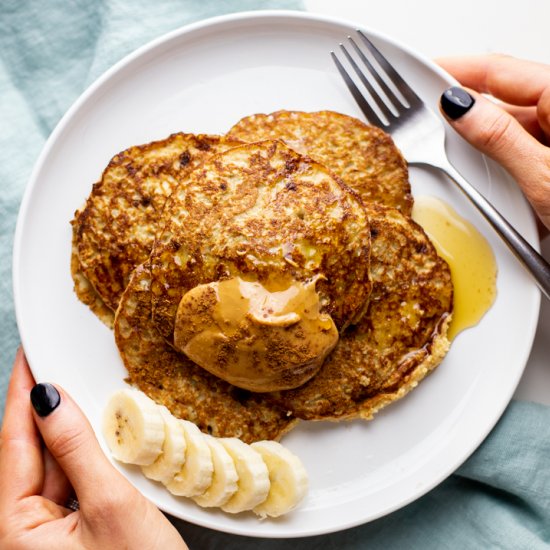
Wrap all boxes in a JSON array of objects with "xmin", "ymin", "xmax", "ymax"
[{"xmin": 173, "ymin": 276, "xmax": 338, "ymax": 392}]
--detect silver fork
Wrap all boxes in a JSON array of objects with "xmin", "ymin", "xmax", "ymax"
[{"xmin": 332, "ymin": 30, "xmax": 550, "ymax": 300}]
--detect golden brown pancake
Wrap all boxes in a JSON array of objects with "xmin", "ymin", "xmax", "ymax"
[
  {"xmin": 114, "ymin": 262, "xmax": 298, "ymax": 443},
  {"xmin": 70, "ymin": 226, "xmax": 114, "ymax": 328},
  {"xmin": 73, "ymin": 133, "xmax": 242, "ymax": 313},
  {"xmin": 267, "ymin": 203, "xmax": 453, "ymax": 420},
  {"xmin": 228, "ymin": 110, "xmax": 413, "ymax": 214},
  {"xmin": 149, "ymin": 139, "xmax": 372, "ymax": 342},
  {"xmin": 72, "ymin": 113, "xmax": 454, "ymax": 442}
]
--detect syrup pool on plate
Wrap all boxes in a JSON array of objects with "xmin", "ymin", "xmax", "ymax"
[{"xmin": 412, "ymin": 195, "xmax": 497, "ymax": 340}]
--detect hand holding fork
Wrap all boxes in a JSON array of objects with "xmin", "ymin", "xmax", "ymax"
[
  {"xmin": 332, "ymin": 34, "xmax": 550, "ymax": 299},
  {"xmin": 438, "ymin": 54, "xmax": 550, "ymax": 233}
]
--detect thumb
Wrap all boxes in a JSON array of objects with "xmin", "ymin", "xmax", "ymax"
[
  {"xmin": 440, "ymin": 86, "xmax": 550, "ymax": 225},
  {"xmin": 30, "ymin": 382, "xmax": 125, "ymax": 505}
]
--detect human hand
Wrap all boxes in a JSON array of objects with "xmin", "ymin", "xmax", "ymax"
[
  {"xmin": 437, "ymin": 54, "xmax": 550, "ymax": 232},
  {"xmin": 0, "ymin": 348, "xmax": 188, "ymax": 550}
]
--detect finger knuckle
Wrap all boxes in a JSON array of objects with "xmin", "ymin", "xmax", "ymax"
[
  {"xmin": 526, "ymin": 153, "xmax": 550, "ymax": 206},
  {"xmin": 477, "ymin": 112, "xmax": 516, "ymax": 153},
  {"xmin": 48, "ymin": 427, "xmax": 86, "ymax": 461},
  {"xmin": 537, "ymin": 87, "xmax": 550, "ymax": 134}
]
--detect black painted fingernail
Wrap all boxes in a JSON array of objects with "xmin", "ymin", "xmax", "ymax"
[
  {"xmin": 440, "ymin": 87, "xmax": 475, "ymax": 120},
  {"xmin": 30, "ymin": 383, "xmax": 61, "ymax": 417}
]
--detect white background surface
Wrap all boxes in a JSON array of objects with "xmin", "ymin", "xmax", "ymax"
[{"xmin": 305, "ymin": 0, "xmax": 550, "ymax": 406}]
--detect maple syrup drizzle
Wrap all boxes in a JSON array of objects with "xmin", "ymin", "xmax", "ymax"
[{"xmin": 412, "ymin": 196, "xmax": 497, "ymax": 340}]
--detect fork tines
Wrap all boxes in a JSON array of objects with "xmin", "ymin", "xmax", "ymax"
[{"xmin": 331, "ymin": 30, "xmax": 421, "ymax": 128}]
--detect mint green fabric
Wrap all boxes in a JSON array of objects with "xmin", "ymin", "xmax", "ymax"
[{"xmin": 1, "ymin": 2, "xmax": 549, "ymax": 548}]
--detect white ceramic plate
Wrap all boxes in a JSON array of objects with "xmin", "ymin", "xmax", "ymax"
[{"xmin": 13, "ymin": 11, "xmax": 541, "ymax": 538}]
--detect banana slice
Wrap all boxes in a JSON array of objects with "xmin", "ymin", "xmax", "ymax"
[
  {"xmin": 251, "ymin": 440, "xmax": 309, "ymax": 518},
  {"xmin": 141, "ymin": 406, "xmax": 187, "ymax": 484},
  {"xmin": 102, "ymin": 388, "xmax": 165, "ymax": 465},
  {"xmin": 193, "ymin": 435, "xmax": 239, "ymax": 508},
  {"xmin": 219, "ymin": 437, "xmax": 270, "ymax": 514},
  {"xmin": 165, "ymin": 420, "xmax": 213, "ymax": 497}
]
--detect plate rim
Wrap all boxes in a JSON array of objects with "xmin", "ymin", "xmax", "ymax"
[{"xmin": 12, "ymin": 9, "xmax": 541, "ymax": 539}]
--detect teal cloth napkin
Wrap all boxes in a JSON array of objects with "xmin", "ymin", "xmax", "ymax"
[{"xmin": 1, "ymin": 2, "xmax": 549, "ymax": 548}]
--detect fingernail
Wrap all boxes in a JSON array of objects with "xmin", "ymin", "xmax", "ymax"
[
  {"xmin": 440, "ymin": 86, "xmax": 475, "ymax": 120},
  {"xmin": 30, "ymin": 383, "xmax": 61, "ymax": 417}
]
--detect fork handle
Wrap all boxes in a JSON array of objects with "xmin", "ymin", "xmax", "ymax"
[{"xmin": 432, "ymin": 161, "xmax": 550, "ymax": 300}]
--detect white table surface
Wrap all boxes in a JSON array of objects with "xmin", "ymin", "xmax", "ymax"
[{"xmin": 304, "ymin": 0, "xmax": 550, "ymax": 405}]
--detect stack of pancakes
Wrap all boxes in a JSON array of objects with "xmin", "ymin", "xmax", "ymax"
[{"xmin": 72, "ymin": 111, "xmax": 453, "ymax": 443}]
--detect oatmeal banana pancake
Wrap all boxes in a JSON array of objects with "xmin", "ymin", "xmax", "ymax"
[
  {"xmin": 73, "ymin": 133, "xmax": 242, "ymax": 314},
  {"xmin": 228, "ymin": 110, "xmax": 412, "ymax": 214},
  {"xmin": 114, "ymin": 262, "xmax": 298, "ymax": 443},
  {"xmin": 268, "ymin": 203, "xmax": 453, "ymax": 420},
  {"xmin": 149, "ymin": 139, "xmax": 372, "ymax": 342},
  {"xmin": 70, "ymin": 225, "xmax": 114, "ymax": 328}
]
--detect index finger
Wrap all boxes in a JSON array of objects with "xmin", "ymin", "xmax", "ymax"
[
  {"xmin": 0, "ymin": 348, "xmax": 44, "ymax": 508},
  {"xmin": 436, "ymin": 54, "xmax": 550, "ymax": 107}
]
